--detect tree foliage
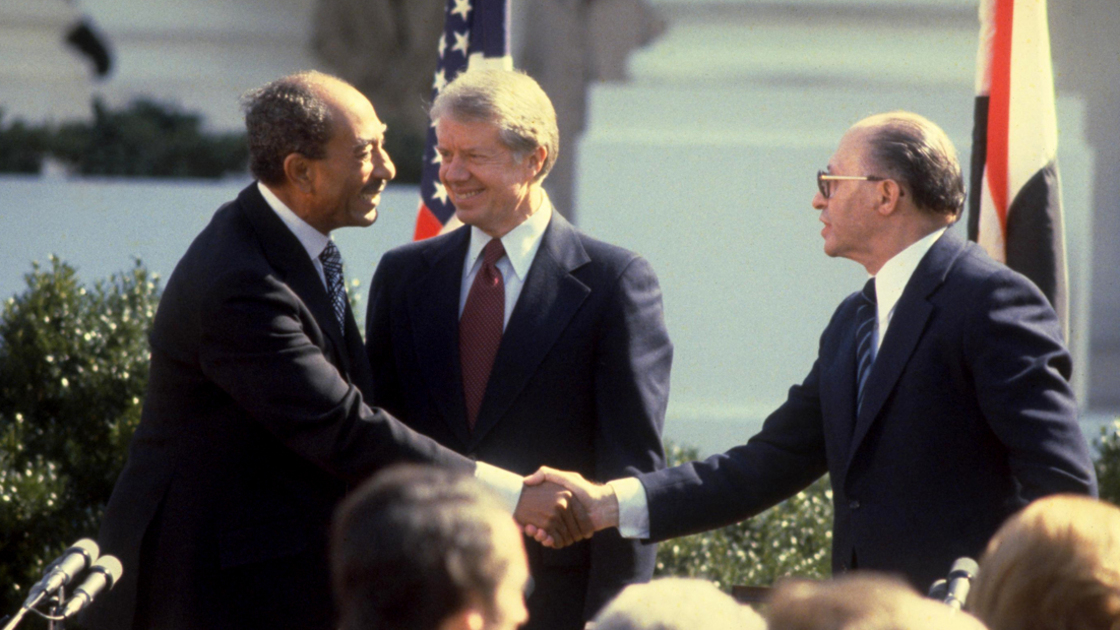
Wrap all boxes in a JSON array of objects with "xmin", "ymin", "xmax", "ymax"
[
  {"xmin": 0, "ymin": 257, "xmax": 160, "ymax": 613},
  {"xmin": 654, "ymin": 441, "xmax": 833, "ymax": 589}
]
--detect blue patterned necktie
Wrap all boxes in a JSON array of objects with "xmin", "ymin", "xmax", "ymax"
[
  {"xmin": 319, "ymin": 240, "xmax": 347, "ymax": 333},
  {"xmin": 855, "ymin": 278, "xmax": 877, "ymax": 414}
]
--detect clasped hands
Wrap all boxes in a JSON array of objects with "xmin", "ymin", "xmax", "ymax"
[{"xmin": 511, "ymin": 467, "xmax": 620, "ymax": 548}]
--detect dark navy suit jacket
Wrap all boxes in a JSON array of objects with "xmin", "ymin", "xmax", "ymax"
[
  {"xmin": 637, "ymin": 230, "xmax": 1096, "ymax": 591},
  {"xmin": 87, "ymin": 184, "xmax": 472, "ymax": 630},
  {"xmin": 365, "ymin": 211, "xmax": 672, "ymax": 629}
]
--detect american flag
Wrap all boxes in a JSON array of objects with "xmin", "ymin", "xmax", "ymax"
[
  {"xmin": 967, "ymin": 0, "xmax": 1068, "ymax": 339},
  {"xmin": 412, "ymin": 0, "xmax": 513, "ymax": 241}
]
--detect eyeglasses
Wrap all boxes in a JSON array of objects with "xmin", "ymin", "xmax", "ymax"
[{"xmin": 817, "ymin": 170, "xmax": 893, "ymax": 199}]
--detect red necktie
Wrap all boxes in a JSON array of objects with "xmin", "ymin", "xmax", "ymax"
[{"xmin": 460, "ymin": 238, "xmax": 506, "ymax": 429}]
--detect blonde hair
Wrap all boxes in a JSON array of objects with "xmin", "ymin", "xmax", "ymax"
[
  {"xmin": 970, "ymin": 495, "xmax": 1120, "ymax": 630},
  {"xmin": 767, "ymin": 573, "xmax": 987, "ymax": 630}
]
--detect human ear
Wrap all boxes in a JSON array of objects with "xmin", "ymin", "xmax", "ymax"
[
  {"xmin": 283, "ymin": 153, "xmax": 315, "ymax": 193},
  {"xmin": 876, "ymin": 179, "xmax": 903, "ymax": 216},
  {"xmin": 527, "ymin": 146, "xmax": 547, "ymax": 178}
]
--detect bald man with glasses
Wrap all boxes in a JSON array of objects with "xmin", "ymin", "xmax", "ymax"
[{"xmin": 529, "ymin": 111, "xmax": 1096, "ymax": 592}]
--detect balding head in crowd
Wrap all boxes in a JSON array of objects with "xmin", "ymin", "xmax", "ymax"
[
  {"xmin": 589, "ymin": 577, "xmax": 765, "ymax": 630},
  {"xmin": 970, "ymin": 494, "xmax": 1120, "ymax": 630},
  {"xmin": 767, "ymin": 573, "xmax": 987, "ymax": 630}
]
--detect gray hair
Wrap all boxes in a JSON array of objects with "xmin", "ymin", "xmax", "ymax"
[
  {"xmin": 240, "ymin": 70, "xmax": 341, "ymax": 185},
  {"xmin": 430, "ymin": 69, "xmax": 559, "ymax": 183},
  {"xmin": 860, "ymin": 111, "xmax": 967, "ymax": 218},
  {"xmin": 591, "ymin": 578, "xmax": 766, "ymax": 630}
]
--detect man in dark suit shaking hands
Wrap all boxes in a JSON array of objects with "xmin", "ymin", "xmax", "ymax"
[
  {"xmin": 365, "ymin": 69, "xmax": 672, "ymax": 630},
  {"xmin": 529, "ymin": 111, "xmax": 1097, "ymax": 592},
  {"xmin": 86, "ymin": 71, "xmax": 588, "ymax": 630}
]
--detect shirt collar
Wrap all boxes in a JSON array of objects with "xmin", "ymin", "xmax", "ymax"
[
  {"xmin": 873, "ymin": 227, "xmax": 947, "ymax": 316},
  {"xmin": 258, "ymin": 181, "xmax": 332, "ymax": 260},
  {"xmin": 466, "ymin": 192, "xmax": 553, "ymax": 281}
]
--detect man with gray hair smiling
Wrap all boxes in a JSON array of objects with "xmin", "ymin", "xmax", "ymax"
[{"xmin": 366, "ymin": 69, "xmax": 672, "ymax": 630}]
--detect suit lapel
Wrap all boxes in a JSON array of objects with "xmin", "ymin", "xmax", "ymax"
[
  {"xmin": 469, "ymin": 213, "xmax": 591, "ymax": 446},
  {"xmin": 847, "ymin": 231, "xmax": 966, "ymax": 465},
  {"xmin": 822, "ymin": 304, "xmax": 861, "ymax": 472},
  {"xmin": 238, "ymin": 185, "xmax": 351, "ymax": 373},
  {"xmin": 406, "ymin": 228, "xmax": 474, "ymax": 447}
]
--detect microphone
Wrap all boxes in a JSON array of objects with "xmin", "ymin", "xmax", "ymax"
[
  {"xmin": 21, "ymin": 539, "xmax": 99, "ymax": 609},
  {"xmin": 944, "ymin": 557, "xmax": 979, "ymax": 610},
  {"xmin": 57, "ymin": 556, "xmax": 123, "ymax": 619}
]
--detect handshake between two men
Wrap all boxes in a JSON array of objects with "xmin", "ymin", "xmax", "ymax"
[{"xmin": 515, "ymin": 467, "xmax": 616, "ymax": 548}]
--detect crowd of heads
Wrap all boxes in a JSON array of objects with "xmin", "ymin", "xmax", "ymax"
[{"xmin": 332, "ymin": 473, "xmax": 1120, "ymax": 630}]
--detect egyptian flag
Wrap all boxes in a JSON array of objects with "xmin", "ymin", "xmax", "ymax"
[
  {"xmin": 968, "ymin": 0, "xmax": 1069, "ymax": 339},
  {"xmin": 412, "ymin": 0, "xmax": 513, "ymax": 241}
]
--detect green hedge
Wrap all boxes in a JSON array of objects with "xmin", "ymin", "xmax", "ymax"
[
  {"xmin": 0, "ymin": 99, "xmax": 247, "ymax": 178},
  {"xmin": 0, "ymin": 257, "xmax": 160, "ymax": 614},
  {"xmin": 654, "ymin": 442, "xmax": 833, "ymax": 589}
]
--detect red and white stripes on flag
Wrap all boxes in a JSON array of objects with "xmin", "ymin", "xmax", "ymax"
[
  {"xmin": 412, "ymin": 0, "xmax": 513, "ymax": 241},
  {"xmin": 967, "ymin": 0, "xmax": 1069, "ymax": 339}
]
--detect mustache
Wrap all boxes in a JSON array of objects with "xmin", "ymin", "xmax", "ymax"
[{"xmin": 362, "ymin": 180, "xmax": 386, "ymax": 196}]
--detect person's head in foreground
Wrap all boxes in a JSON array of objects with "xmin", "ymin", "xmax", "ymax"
[
  {"xmin": 969, "ymin": 494, "xmax": 1120, "ymax": 630},
  {"xmin": 589, "ymin": 577, "xmax": 765, "ymax": 630},
  {"xmin": 767, "ymin": 572, "xmax": 988, "ymax": 630},
  {"xmin": 331, "ymin": 465, "xmax": 530, "ymax": 630}
]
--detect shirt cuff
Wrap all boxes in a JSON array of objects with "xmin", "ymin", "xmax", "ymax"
[
  {"xmin": 474, "ymin": 461, "xmax": 524, "ymax": 514},
  {"xmin": 608, "ymin": 477, "xmax": 650, "ymax": 539}
]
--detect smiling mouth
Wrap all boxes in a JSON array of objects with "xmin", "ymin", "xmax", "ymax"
[
  {"xmin": 360, "ymin": 182, "xmax": 385, "ymax": 202},
  {"xmin": 453, "ymin": 189, "xmax": 483, "ymax": 201}
]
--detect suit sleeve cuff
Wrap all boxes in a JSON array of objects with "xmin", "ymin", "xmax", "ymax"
[
  {"xmin": 474, "ymin": 461, "xmax": 524, "ymax": 514},
  {"xmin": 609, "ymin": 477, "xmax": 650, "ymax": 539}
]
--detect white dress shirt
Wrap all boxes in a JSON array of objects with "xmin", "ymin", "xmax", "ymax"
[
  {"xmin": 459, "ymin": 194, "xmax": 553, "ymax": 326},
  {"xmin": 258, "ymin": 182, "xmax": 527, "ymax": 512},
  {"xmin": 258, "ymin": 182, "xmax": 333, "ymax": 287},
  {"xmin": 610, "ymin": 227, "xmax": 949, "ymax": 539}
]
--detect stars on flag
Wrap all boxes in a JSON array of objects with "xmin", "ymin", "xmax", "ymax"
[
  {"xmin": 452, "ymin": 30, "xmax": 471, "ymax": 56},
  {"xmin": 451, "ymin": 0, "xmax": 472, "ymax": 21},
  {"xmin": 433, "ymin": 68, "xmax": 448, "ymax": 93},
  {"xmin": 433, "ymin": 182, "xmax": 449, "ymax": 205}
]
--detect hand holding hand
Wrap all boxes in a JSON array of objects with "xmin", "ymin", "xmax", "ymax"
[
  {"xmin": 513, "ymin": 480, "xmax": 594, "ymax": 548},
  {"xmin": 523, "ymin": 466, "xmax": 620, "ymax": 542}
]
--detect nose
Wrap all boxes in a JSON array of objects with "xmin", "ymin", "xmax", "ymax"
[
  {"xmin": 374, "ymin": 145, "xmax": 396, "ymax": 181},
  {"xmin": 441, "ymin": 154, "xmax": 469, "ymax": 182},
  {"xmin": 812, "ymin": 190, "xmax": 827, "ymax": 210}
]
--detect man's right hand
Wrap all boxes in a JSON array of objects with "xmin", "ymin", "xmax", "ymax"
[
  {"xmin": 513, "ymin": 479, "xmax": 595, "ymax": 548},
  {"xmin": 522, "ymin": 467, "xmax": 620, "ymax": 545}
]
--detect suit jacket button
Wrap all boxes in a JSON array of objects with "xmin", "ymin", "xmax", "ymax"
[{"xmin": 849, "ymin": 500, "xmax": 860, "ymax": 510}]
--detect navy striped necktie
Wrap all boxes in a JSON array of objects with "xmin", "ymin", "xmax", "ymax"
[
  {"xmin": 319, "ymin": 240, "xmax": 347, "ymax": 333},
  {"xmin": 855, "ymin": 278, "xmax": 877, "ymax": 414}
]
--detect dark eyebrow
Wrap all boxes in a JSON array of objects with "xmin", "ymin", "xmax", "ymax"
[{"xmin": 353, "ymin": 124, "xmax": 389, "ymax": 151}]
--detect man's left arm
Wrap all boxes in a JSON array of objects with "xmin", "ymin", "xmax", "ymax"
[
  {"xmin": 586, "ymin": 254, "xmax": 673, "ymax": 617},
  {"xmin": 967, "ymin": 268, "xmax": 1098, "ymax": 499}
]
